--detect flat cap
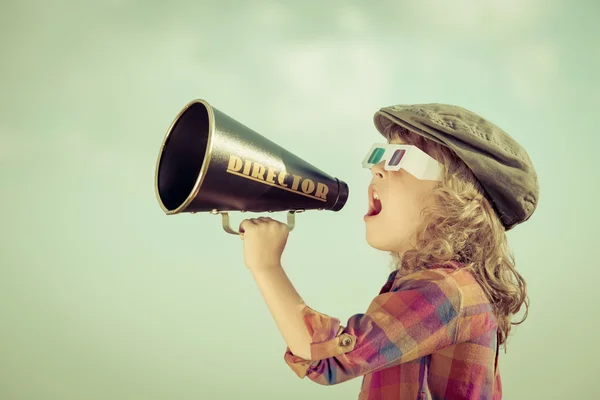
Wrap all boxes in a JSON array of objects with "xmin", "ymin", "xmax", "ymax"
[{"xmin": 374, "ymin": 104, "xmax": 539, "ymax": 231}]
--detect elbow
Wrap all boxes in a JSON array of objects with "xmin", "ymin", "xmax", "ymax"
[
  {"xmin": 309, "ymin": 370, "xmax": 347, "ymax": 386},
  {"xmin": 305, "ymin": 360, "xmax": 352, "ymax": 386},
  {"xmin": 289, "ymin": 358, "xmax": 350, "ymax": 387},
  {"xmin": 313, "ymin": 378, "xmax": 338, "ymax": 387},
  {"xmin": 289, "ymin": 348, "xmax": 312, "ymax": 361},
  {"xmin": 288, "ymin": 341, "xmax": 312, "ymax": 361}
]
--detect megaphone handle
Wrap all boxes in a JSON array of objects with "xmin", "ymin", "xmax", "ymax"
[
  {"xmin": 220, "ymin": 211, "xmax": 297, "ymax": 235},
  {"xmin": 286, "ymin": 211, "xmax": 297, "ymax": 231}
]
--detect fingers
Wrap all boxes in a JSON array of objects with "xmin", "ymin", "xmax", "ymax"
[
  {"xmin": 239, "ymin": 218, "xmax": 258, "ymax": 237},
  {"xmin": 239, "ymin": 218, "xmax": 251, "ymax": 238},
  {"xmin": 240, "ymin": 217, "xmax": 273, "ymax": 228},
  {"xmin": 239, "ymin": 217, "xmax": 285, "ymax": 235}
]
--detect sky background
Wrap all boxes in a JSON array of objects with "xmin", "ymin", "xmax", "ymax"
[{"xmin": 1, "ymin": 1, "xmax": 599, "ymax": 399}]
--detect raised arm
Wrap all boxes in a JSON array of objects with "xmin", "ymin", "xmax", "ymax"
[
  {"xmin": 240, "ymin": 216, "xmax": 313, "ymax": 359},
  {"xmin": 239, "ymin": 217, "xmax": 464, "ymax": 386},
  {"xmin": 249, "ymin": 265, "xmax": 312, "ymax": 359}
]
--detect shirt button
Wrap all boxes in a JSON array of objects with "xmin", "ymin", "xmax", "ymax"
[{"xmin": 341, "ymin": 336, "xmax": 352, "ymax": 346}]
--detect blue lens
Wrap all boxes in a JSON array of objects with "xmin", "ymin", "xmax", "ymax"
[{"xmin": 367, "ymin": 148, "xmax": 385, "ymax": 164}]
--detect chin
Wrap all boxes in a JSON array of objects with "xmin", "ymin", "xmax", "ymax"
[
  {"xmin": 365, "ymin": 232, "xmax": 395, "ymax": 252},
  {"xmin": 366, "ymin": 229, "xmax": 408, "ymax": 253}
]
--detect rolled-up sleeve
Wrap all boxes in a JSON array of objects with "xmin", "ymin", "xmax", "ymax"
[{"xmin": 283, "ymin": 270, "xmax": 463, "ymax": 385}]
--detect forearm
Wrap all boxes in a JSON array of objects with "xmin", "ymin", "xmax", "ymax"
[{"xmin": 249, "ymin": 265, "xmax": 312, "ymax": 360}]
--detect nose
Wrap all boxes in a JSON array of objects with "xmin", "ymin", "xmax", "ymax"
[{"xmin": 370, "ymin": 160, "xmax": 387, "ymax": 179}]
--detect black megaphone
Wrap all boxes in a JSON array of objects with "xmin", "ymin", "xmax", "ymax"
[{"xmin": 154, "ymin": 99, "xmax": 349, "ymax": 234}]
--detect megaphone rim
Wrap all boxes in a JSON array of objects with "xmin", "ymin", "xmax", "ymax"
[{"xmin": 154, "ymin": 99, "xmax": 216, "ymax": 215}]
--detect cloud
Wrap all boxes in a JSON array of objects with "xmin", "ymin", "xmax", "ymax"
[
  {"xmin": 248, "ymin": 1, "xmax": 290, "ymax": 31},
  {"xmin": 505, "ymin": 40, "xmax": 561, "ymax": 107},
  {"xmin": 0, "ymin": 1, "xmax": 563, "ymax": 168},
  {"xmin": 400, "ymin": 0, "xmax": 552, "ymax": 35},
  {"xmin": 272, "ymin": 40, "xmax": 390, "ymax": 118},
  {"xmin": 336, "ymin": 6, "xmax": 368, "ymax": 33}
]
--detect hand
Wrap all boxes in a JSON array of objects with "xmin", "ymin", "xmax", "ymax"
[{"xmin": 239, "ymin": 216, "xmax": 290, "ymax": 272}]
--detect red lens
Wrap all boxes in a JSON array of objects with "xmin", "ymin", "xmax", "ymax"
[{"xmin": 388, "ymin": 149, "xmax": 406, "ymax": 166}]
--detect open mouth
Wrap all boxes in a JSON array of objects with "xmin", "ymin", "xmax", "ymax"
[{"xmin": 366, "ymin": 187, "xmax": 383, "ymax": 217}]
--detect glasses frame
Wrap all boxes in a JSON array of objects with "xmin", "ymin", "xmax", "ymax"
[{"xmin": 362, "ymin": 143, "xmax": 442, "ymax": 181}]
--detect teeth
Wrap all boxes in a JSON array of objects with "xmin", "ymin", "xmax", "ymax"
[{"xmin": 373, "ymin": 192, "xmax": 380, "ymax": 200}]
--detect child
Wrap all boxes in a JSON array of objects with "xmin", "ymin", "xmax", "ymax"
[{"xmin": 239, "ymin": 103, "xmax": 539, "ymax": 399}]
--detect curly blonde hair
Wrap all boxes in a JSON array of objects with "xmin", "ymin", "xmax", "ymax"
[{"xmin": 385, "ymin": 124, "xmax": 528, "ymax": 349}]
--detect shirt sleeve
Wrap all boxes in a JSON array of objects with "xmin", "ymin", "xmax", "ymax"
[{"xmin": 283, "ymin": 269, "xmax": 463, "ymax": 385}]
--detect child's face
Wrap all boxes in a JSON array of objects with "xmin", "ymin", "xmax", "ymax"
[{"xmin": 364, "ymin": 137, "xmax": 438, "ymax": 254}]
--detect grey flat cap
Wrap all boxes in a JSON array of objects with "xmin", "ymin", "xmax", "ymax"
[{"xmin": 374, "ymin": 104, "xmax": 539, "ymax": 231}]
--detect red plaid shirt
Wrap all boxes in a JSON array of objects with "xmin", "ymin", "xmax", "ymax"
[{"xmin": 284, "ymin": 264, "xmax": 501, "ymax": 399}]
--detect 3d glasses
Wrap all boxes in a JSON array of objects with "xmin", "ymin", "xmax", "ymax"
[{"xmin": 362, "ymin": 143, "xmax": 442, "ymax": 181}]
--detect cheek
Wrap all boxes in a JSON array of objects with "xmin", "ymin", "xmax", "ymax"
[
  {"xmin": 384, "ymin": 186, "xmax": 428, "ymax": 225},
  {"xmin": 386, "ymin": 185, "xmax": 421, "ymax": 211}
]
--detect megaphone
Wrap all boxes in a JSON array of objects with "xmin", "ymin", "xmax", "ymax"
[{"xmin": 154, "ymin": 99, "xmax": 349, "ymax": 235}]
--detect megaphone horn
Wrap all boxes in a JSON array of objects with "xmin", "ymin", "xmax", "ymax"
[{"xmin": 154, "ymin": 99, "xmax": 349, "ymax": 235}]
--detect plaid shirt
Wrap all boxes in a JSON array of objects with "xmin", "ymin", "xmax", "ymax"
[{"xmin": 284, "ymin": 264, "xmax": 501, "ymax": 399}]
